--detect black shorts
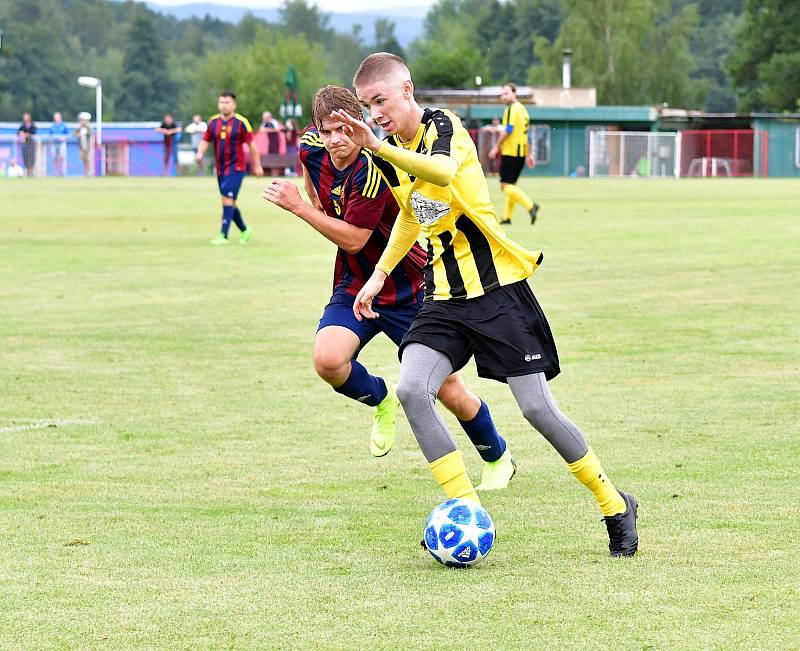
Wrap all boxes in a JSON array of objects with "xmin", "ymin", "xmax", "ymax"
[
  {"xmin": 499, "ymin": 155, "xmax": 526, "ymax": 184},
  {"xmin": 399, "ymin": 280, "xmax": 560, "ymax": 383}
]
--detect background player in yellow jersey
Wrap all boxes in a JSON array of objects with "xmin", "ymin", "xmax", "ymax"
[
  {"xmin": 334, "ymin": 52, "xmax": 639, "ymax": 557},
  {"xmin": 489, "ymin": 82, "xmax": 540, "ymax": 225}
]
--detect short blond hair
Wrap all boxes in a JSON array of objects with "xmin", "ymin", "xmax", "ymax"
[
  {"xmin": 353, "ymin": 52, "xmax": 411, "ymax": 88},
  {"xmin": 312, "ymin": 85, "xmax": 363, "ymax": 128}
]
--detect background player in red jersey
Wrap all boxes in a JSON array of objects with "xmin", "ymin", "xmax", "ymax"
[
  {"xmin": 263, "ymin": 85, "xmax": 515, "ymax": 490},
  {"xmin": 196, "ymin": 91, "xmax": 264, "ymax": 245}
]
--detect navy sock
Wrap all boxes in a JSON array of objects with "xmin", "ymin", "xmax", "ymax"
[
  {"xmin": 333, "ymin": 360, "xmax": 388, "ymax": 407},
  {"xmin": 232, "ymin": 208, "xmax": 247, "ymax": 232},
  {"xmin": 221, "ymin": 206, "xmax": 234, "ymax": 237},
  {"xmin": 459, "ymin": 400, "xmax": 507, "ymax": 462}
]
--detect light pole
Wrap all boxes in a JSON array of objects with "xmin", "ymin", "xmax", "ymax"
[{"xmin": 78, "ymin": 76, "xmax": 102, "ymax": 175}]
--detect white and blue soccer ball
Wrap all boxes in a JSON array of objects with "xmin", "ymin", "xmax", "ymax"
[{"xmin": 423, "ymin": 498, "xmax": 495, "ymax": 567}]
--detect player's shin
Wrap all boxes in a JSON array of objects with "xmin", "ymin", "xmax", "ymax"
[
  {"xmin": 503, "ymin": 191, "xmax": 515, "ymax": 222},
  {"xmin": 504, "ymin": 184, "xmax": 534, "ymax": 212},
  {"xmin": 232, "ymin": 208, "xmax": 247, "ymax": 231},
  {"xmin": 567, "ymin": 448, "xmax": 626, "ymax": 517},
  {"xmin": 332, "ymin": 360, "xmax": 388, "ymax": 407},
  {"xmin": 221, "ymin": 205, "xmax": 234, "ymax": 237},
  {"xmin": 430, "ymin": 450, "xmax": 479, "ymax": 503},
  {"xmin": 458, "ymin": 400, "xmax": 507, "ymax": 462}
]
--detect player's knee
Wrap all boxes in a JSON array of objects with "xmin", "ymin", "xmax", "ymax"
[
  {"xmin": 520, "ymin": 400, "xmax": 550, "ymax": 431},
  {"xmin": 436, "ymin": 381, "xmax": 467, "ymax": 415},
  {"xmin": 313, "ymin": 349, "xmax": 349, "ymax": 383},
  {"xmin": 397, "ymin": 377, "xmax": 435, "ymax": 410}
]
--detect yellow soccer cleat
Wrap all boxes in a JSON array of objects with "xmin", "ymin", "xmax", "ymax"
[
  {"xmin": 370, "ymin": 382, "xmax": 399, "ymax": 457},
  {"xmin": 476, "ymin": 448, "xmax": 517, "ymax": 491}
]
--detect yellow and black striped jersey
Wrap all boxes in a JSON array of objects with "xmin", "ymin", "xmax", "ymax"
[
  {"xmin": 372, "ymin": 108, "xmax": 542, "ymax": 301},
  {"xmin": 500, "ymin": 101, "xmax": 530, "ymax": 157}
]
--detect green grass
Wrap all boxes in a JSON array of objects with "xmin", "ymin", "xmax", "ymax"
[{"xmin": 1, "ymin": 176, "xmax": 798, "ymax": 650}]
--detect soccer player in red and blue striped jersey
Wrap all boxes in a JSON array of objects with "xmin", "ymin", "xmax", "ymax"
[
  {"xmin": 196, "ymin": 91, "xmax": 263, "ymax": 245},
  {"xmin": 263, "ymin": 85, "xmax": 513, "ymax": 489}
]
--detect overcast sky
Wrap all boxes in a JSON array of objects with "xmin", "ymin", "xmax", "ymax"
[{"xmin": 150, "ymin": 0, "xmax": 436, "ymax": 10}]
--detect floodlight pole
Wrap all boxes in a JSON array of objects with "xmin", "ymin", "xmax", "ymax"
[{"xmin": 78, "ymin": 76, "xmax": 103, "ymax": 176}]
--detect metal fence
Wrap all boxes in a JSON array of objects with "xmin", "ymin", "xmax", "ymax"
[{"xmin": 0, "ymin": 134, "xmax": 179, "ymax": 177}]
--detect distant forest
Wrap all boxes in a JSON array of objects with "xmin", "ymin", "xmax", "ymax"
[{"xmin": 1, "ymin": 0, "xmax": 797, "ymax": 124}]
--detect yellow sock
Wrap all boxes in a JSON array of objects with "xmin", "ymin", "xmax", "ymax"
[
  {"xmin": 567, "ymin": 448, "xmax": 625, "ymax": 516},
  {"xmin": 503, "ymin": 191, "xmax": 515, "ymax": 221},
  {"xmin": 503, "ymin": 183, "xmax": 534, "ymax": 212},
  {"xmin": 429, "ymin": 450, "xmax": 479, "ymax": 503}
]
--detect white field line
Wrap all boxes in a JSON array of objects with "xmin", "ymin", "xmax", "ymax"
[{"xmin": 0, "ymin": 418, "xmax": 98, "ymax": 433}]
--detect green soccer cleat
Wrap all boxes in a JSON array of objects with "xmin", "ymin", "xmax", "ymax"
[
  {"xmin": 210, "ymin": 234, "xmax": 229, "ymax": 245},
  {"xmin": 239, "ymin": 228, "xmax": 252, "ymax": 244},
  {"xmin": 370, "ymin": 382, "xmax": 399, "ymax": 457},
  {"xmin": 476, "ymin": 449, "xmax": 517, "ymax": 491}
]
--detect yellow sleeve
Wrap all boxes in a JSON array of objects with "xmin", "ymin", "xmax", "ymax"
[
  {"xmin": 375, "ymin": 208, "xmax": 422, "ymax": 275},
  {"xmin": 375, "ymin": 141, "xmax": 458, "ymax": 187}
]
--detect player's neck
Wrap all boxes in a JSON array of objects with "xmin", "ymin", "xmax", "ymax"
[
  {"xmin": 396, "ymin": 105, "xmax": 425, "ymax": 143},
  {"xmin": 221, "ymin": 112, "xmax": 233, "ymax": 120},
  {"xmin": 330, "ymin": 149, "xmax": 360, "ymax": 171}
]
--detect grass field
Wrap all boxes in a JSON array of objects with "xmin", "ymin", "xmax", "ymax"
[{"xmin": 1, "ymin": 176, "xmax": 799, "ymax": 649}]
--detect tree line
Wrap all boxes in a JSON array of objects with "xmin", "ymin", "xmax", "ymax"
[{"xmin": 0, "ymin": 0, "xmax": 796, "ymax": 125}]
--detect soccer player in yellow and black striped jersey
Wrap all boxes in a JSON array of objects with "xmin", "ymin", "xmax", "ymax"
[
  {"xmin": 335, "ymin": 52, "xmax": 639, "ymax": 557},
  {"xmin": 489, "ymin": 82, "xmax": 540, "ymax": 225}
]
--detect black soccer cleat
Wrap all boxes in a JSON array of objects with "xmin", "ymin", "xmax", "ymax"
[
  {"xmin": 603, "ymin": 491, "xmax": 639, "ymax": 557},
  {"xmin": 499, "ymin": 218, "xmax": 512, "ymax": 225},
  {"xmin": 529, "ymin": 203, "xmax": 540, "ymax": 225}
]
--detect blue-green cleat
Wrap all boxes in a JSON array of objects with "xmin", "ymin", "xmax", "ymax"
[
  {"xmin": 239, "ymin": 228, "xmax": 252, "ymax": 244},
  {"xmin": 370, "ymin": 382, "xmax": 399, "ymax": 457},
  {"xmin": 210, "ymin": 234, "xmax": 229, "ymax": 245},
  {"xmin": 476, "ymin": 448, "xmax": 517, "ymax": 491}
]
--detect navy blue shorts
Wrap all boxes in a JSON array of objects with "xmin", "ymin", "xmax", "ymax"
[
  {"xmin": 218, "ymin": 172, "xmax": 245, "ymax": 199},
  {"xmin": 318, "ymin": 288, "xmax": 424, "ymax": 351}
]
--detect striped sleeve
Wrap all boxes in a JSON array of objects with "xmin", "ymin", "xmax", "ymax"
[
  {"xmin": 235, "ymin": 113, "xmax": 254, "ymax": 132},
  {"xmin": 299, "ymin": 126, "xmax": 325, "ymax": 167},
  {"xmin": 353, "ymin": 151, "xmax": 384, "ymax": 199},
  {"xmin": 342, "ymin": 153, "xmax": 394, "ymax": 230},
  {"xmin": 428, "ymin": 110, "xmax": 454, "ymax": 157}
]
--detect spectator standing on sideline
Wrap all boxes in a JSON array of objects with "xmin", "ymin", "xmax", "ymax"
[
  {"xmin": 75, "ymin": 112, "xmax": 94, "ymax": 176},
  {"xmin": 283, "ymin": 118, "xmax": 299, "ymax": 176},
  {"xmin": 49, "ymin": 112, "xmax": 70, "ymax": 177},
  {"xmin": 260, "ymin": 111, "xmax": 283, "ymax": 176},
  {"xmin": 156, "ymin": 114, "xmax": 182, "ymax": 176},
  {"xmin": 18, "ymin": 113, "xmax": 37, "ymax": 176},
  {"xmin": 185, "ymin": 114, "xmax": 207, "ymax": 175}
]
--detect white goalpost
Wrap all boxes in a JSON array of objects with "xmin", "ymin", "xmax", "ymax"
[{"xmin": 589, "ymin": 130, "xmax": 679, "ymax": 178}]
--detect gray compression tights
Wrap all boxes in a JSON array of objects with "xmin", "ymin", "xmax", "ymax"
[{"xmin": 397, "ymin": 343, "xmax": 589, "ymax": 464}]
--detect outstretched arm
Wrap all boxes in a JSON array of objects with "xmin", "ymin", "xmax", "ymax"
[{"xmin": 331, "ymin": 110, "xmax": 458, "ymax": 187}]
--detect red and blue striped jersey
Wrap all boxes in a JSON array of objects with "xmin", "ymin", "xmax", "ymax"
[
  {"xmin": 202, "ymin": 113, "xmax": 254, "ymax": 175},
  {"xmin": 299, "ymin": 127, "xmax": 425, "ymax": 307}
]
